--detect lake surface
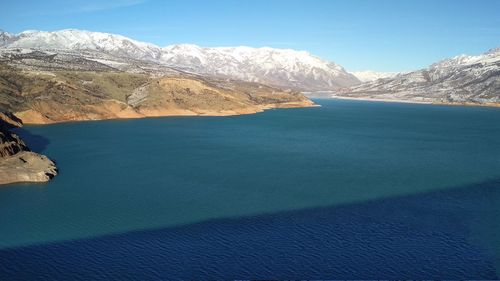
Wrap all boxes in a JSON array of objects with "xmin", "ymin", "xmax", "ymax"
[{"xmin": 1, "ymin": 99, "xmax": 499, "ymax": 279}]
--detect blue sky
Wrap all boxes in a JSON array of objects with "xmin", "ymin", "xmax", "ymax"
[{"xmin": 1, "ymin": 0, "xmax": 499, "ymax": 72}]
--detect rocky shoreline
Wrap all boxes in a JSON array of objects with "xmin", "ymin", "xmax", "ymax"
[
  {"xmin": 16, "ymin": 100, "xmax": 317, "ymax": 125},
  {"xmin": 305, "ymin": 92, "xmax": 500, "ymax": 108},
  {"xmin": 0, "ymin": 151, "xmax": 58, "ymax": 185},
  {"xmin": 0, "ymin": 112, "xmax": 57, "ymax": 185}
]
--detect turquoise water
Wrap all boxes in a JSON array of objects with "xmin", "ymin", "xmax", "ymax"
[{"xmin": 1, "ymin": 99, "xmax": 499, "ymax": 279}]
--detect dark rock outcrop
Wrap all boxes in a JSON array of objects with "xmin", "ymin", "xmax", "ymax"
[{"xmin": 0, "ymin": 111, "xmax": 28, "ymax": 157}]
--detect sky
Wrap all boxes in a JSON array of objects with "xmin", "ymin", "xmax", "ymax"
[{"xmin": 1, "ymin": 0, "xmax": 499, "ymax": 72}]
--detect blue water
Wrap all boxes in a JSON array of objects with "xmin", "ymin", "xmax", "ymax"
[{"xmin": 1, "ymin": 99, "xmax": 499, "ymax": 279}]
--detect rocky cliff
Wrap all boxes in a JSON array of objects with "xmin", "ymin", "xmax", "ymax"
[
  {"xmin": 0, "ymin": 112, "xmax": 57, "ymax": 185},
  {"xmin": 0, "ymin": 112, "xmax": 27, "ymax": 157}
]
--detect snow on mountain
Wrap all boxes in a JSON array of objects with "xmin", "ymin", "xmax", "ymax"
[
  {"xmin": 337, "ymin": 48, "xmax": 500, "ymax": 104},
  {"xmin": 0, "ymin": 29, "xmax": 360, "ymax": 91},
  {"xmin": 0, "ymin": 30, "xmax": 16, "ymax": 46},
  {"xmin": 350, "ymin": 70, "xmax": 398, "ymax": 82},
  {"xmin": 430, "ymin": 48, "xmax": 500, "ymax": 69},
  {"xmin": 7, "ymin": 29, "xmax": 162, "ymax": 61},
  {"xmin": 161, "ymin": 44, "xmax": 360, "ymax": 90}
]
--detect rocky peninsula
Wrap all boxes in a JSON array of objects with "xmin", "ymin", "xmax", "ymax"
[{"xmin": 0, "ymin": 112, "xmax": 57, "ymax": 185}]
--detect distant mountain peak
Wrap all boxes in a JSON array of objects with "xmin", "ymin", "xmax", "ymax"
[
  {"xmin": 349, "ymin": 70, "xmax": 399, "ymax": 82},
  {"xmin": 0, "ymin": 30, "xmax": 16, "ymax": 46},
  {"xmin": 340, "ymin": 47, "xmax": 500, "ymax": 104},
  {"xmin": 486, "ymin": 47, "xmax": 500, "ymax": 55}
]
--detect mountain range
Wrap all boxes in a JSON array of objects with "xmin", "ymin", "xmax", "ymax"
[
  {"xmin": 0, "ymin": 28, "xmax": 499, "ymax": 106},
  {"xmin": 332, "ymin": 48, "xmax": 500, "ymax": 105},
  {"xmin": 0, "ymin": 29, "xmax": 360, "ymax": 91}
]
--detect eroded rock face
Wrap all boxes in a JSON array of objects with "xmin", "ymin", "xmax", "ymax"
[
  {"xmin": 0, "ymin": 111, "xmax": 27, "ymax": 157},
  {"xmin": 0, "ymin": 112, "xmax": 23, "ymax": 128},
  {"xmin": 0, "ymin": 111, "xmax": 58, "ymax": 185},
  {"xmin": 0, "ymin": 130, "xmax": 28, "ymax": 158}
]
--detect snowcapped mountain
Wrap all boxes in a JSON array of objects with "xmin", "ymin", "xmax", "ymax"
[
  {"xmin": 6, "ymin": 29, "xmax": 162, "ymax": 61},
  {"xmin": 0, "ymin": 30, "xmax": 16, "ymax": 46},
  {"xmin": 350, "ymin": 70, "xmax": 398, "ymax": 82},
  {"xmin": 336, "ymin": 48, "xmax": 500, "ymax": 104},
  {"xmin": 0, "ymin": 29, "xmax": 360, "ymax": 91},
  {"xmin": 161, "ymin": 44, "xmax": 359, "ymax": 90}
]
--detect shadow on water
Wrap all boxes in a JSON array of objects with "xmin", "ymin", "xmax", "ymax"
[
  {"xmin": 13, "ymin": 127, "xmax": 50, "ymax": 153},
  {"xmin": 0, "ymin": 178, "xmax": 498, "ymax": 280}
]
